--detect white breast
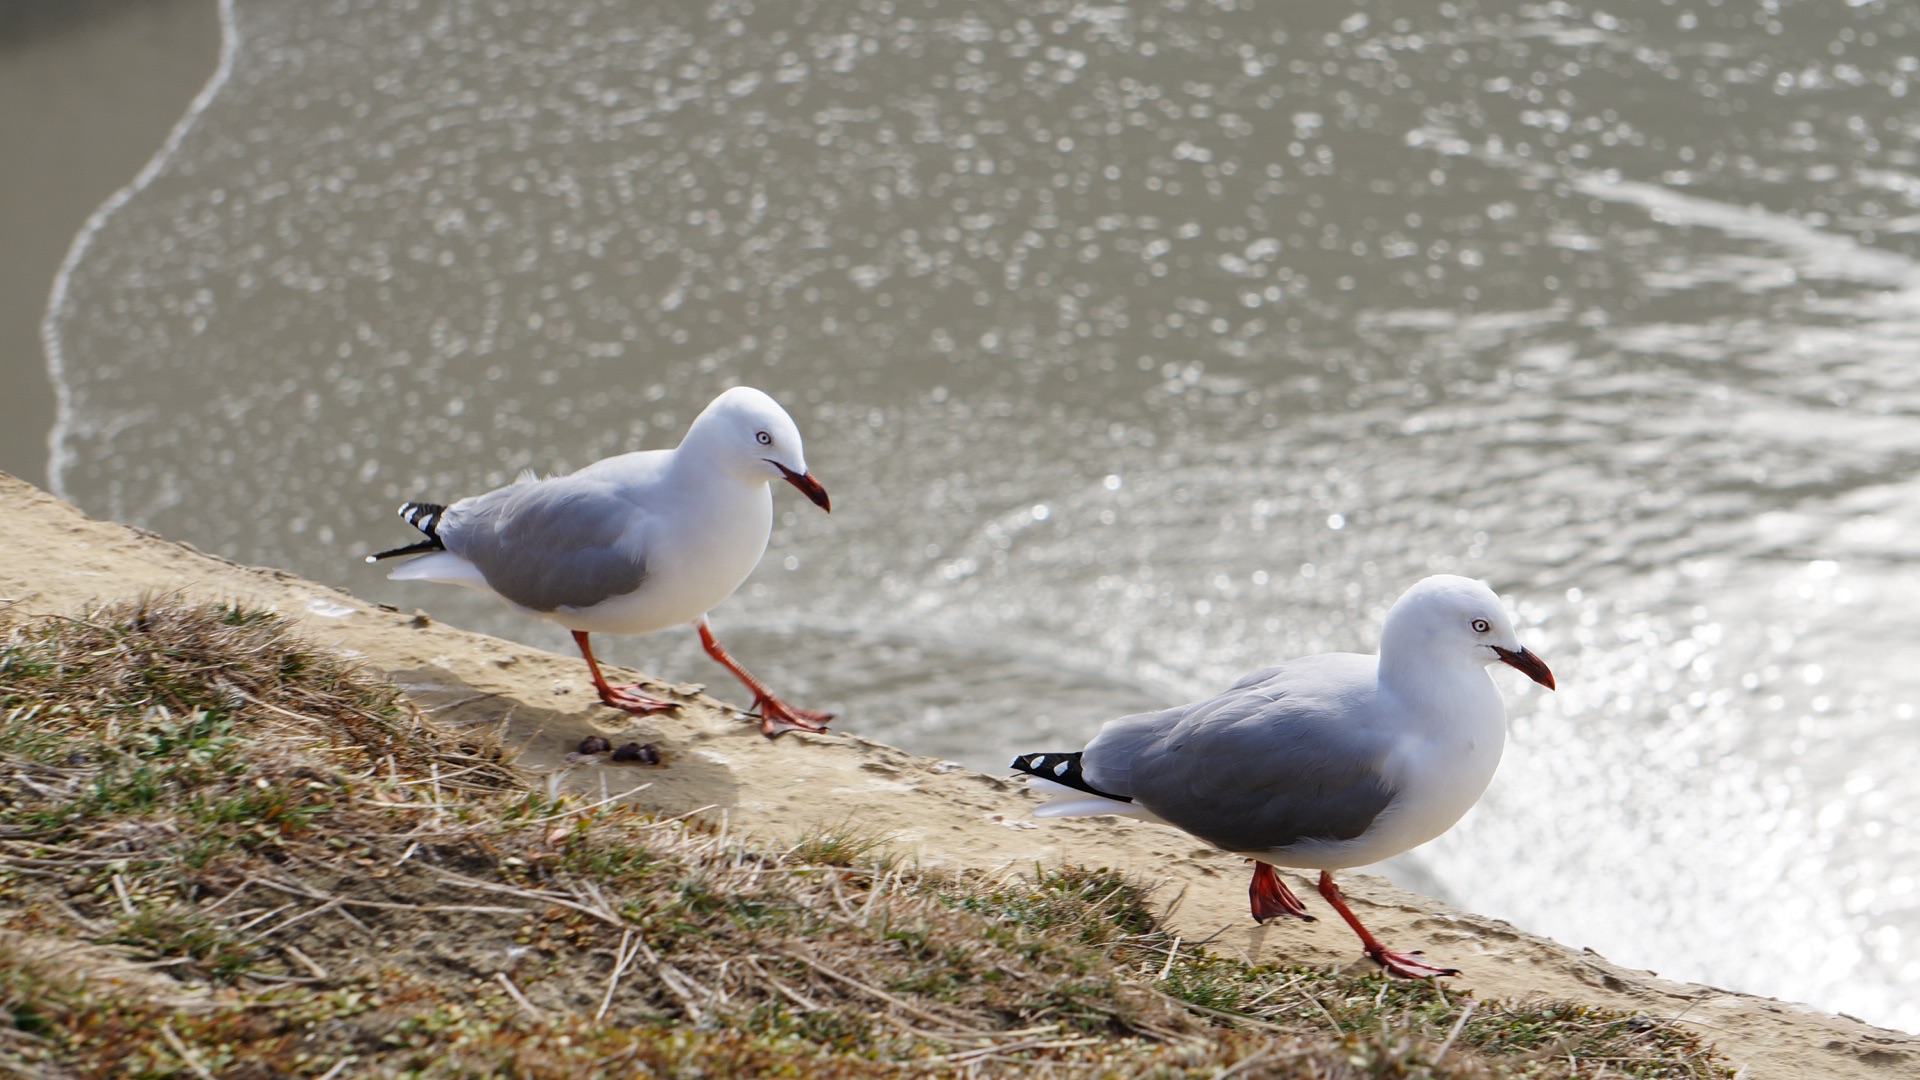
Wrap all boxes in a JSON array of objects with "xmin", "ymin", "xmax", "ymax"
[
  {"xmin": 1263, "ymin": 671, "xmax": 1508, "ymax": 872},
  {"xmin": 551, "ymin": 480, "xmax": 773, "ymax": 635},
  {"xmin": 1364, "ymin": 676, "xmax": 1508, "ymax": 862}
]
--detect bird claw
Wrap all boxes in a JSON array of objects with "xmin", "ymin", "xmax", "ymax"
[
  {"xmin": 753, "ymin": 696, "xmax": 833, "ymax": 738},
  {"xmin": 1369, "ymin": 948, "xmax": 1459, "ymax": 980},
  {"xmin": 598, "ymin": 685, "xmax": 679, "ymax": 716}
]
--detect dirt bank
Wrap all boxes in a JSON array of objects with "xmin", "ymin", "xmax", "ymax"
[{"xmin": 0, "ymin": 472, "xmax": 1910, "ymax": 1079}]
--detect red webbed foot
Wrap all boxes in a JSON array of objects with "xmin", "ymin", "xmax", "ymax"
[
  {"xmin": 1249, "ymin": 861, "xmax": 1316, "ymax": 923},
  {"xmin": 599, "ymin": 684, "xmax": 679, "ymax": 716},
  {"xmin": 1367, "ymin": 948, "xmax": 1460, "ymax": 980},
  {"xmin": 1315, "ymin": 870, "xmax": 1457, "ymax": 978},
  {"xmin": 573, "ymin": 631, "xmax": 678, "ymax": 716},
  {"xmin": 753, "ymin": 695, "xmax": 833, "ymax": 738},
  {"xmin": 695, "ymin": 620, "xmax": 833, "ymax": 737}
]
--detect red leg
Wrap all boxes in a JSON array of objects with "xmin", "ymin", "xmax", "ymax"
[
  {"xmin": 572, "ymin": 631, "xmax": 677, "ymax": 715},
  {"xmin": 1249, "ymin": 861, "xmax": 1315, "ymax": 923},
  {"xmin": 1316, "ymin": 871, "xmax": 1459, "ymax": 979},
  {"xmin": 696, "ymin": 620, "xmax": 832, "ymax": 738}
]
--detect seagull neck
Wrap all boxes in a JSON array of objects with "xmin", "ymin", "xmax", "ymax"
[
  {"xmin": 1375, "ymin": 647, "xmax": 1488, "ymax": 709},
  {"xmin": 1374, "ymin": 616, "xmax": 1424, "ymax": 697},
  {"xmin": 666, "ymin": 425, "xmax": 750, "ymax": 486}
]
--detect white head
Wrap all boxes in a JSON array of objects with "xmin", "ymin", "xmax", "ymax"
[
  {"xmin": 1377, "ymin": 575, "xmax": 1554, "ymax": 689},
  {"xmin": 680, "ymin": 386, "xmax": 831, "ymax": 511}
]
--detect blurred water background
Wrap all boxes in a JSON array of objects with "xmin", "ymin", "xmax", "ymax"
[
  {"xmin": 0, "ymin": 0, "xmax": 218, "ymax": 488},
  {"xmin": 13, "ymin": 0, "xmax": 1920, "ymax": 1031}
]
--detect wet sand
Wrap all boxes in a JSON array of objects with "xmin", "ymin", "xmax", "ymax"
[{"xmin": 0, "ymin": 0, "xmax": 218, "ymax": 487}]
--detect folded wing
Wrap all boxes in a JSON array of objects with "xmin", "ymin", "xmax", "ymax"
[
  {"xmin": 1082, "ymin": 653, "xmax": 1397, "ymax": 854},
  {"xmin": 432, "ymin": 477, "xmax": 652, "ymax": 612}
]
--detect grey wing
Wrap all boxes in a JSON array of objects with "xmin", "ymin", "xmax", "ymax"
[
  {"xmin": 1088, "ymin": 659, "xmax": 1395, "ymax": 853},
  {"xmin": 1077, "ymin": 704, "xmax": 1189, "ymax": 799},
  {"xmin": 439, "ymin": 477, "xmax": 648, "ymax": 612},
  {"xmin": 1222, "ymin": 663, "xmax": 1288, "ymax": 693}
]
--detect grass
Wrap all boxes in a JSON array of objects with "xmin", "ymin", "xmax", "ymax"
[{"xmin": 0, "ymin": 598, "xmax": 1733, "ymax": 1078}]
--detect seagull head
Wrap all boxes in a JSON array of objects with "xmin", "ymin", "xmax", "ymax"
[
  {"xmin": 1380, "ymin": 575, "xmax": 1554, "ymax": 689},
  {"xmin": 685, "ymin": 386, "xmax": 831, "ymax": 512}
]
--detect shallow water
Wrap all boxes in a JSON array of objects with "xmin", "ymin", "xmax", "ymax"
[
  {"xmin": 0, "ymin": 0, "xmax": 220, "ymax": 487},
  {"xmin": 40, "ymin": 0, "xmax": 1920, "ymax": 1030}
]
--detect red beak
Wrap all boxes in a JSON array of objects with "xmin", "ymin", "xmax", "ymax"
[
  {"xmin": 1492, "ymin": 645, "xmax": 1555, "ymax": 690},
  {"xmin": 771, "ymin": 462, "xmax": 831, "ymax": 512}
]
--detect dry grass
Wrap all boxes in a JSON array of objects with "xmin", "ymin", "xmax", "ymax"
[{"xmin": 0, "ymin": 598, "xmax": 1732, "ymax": 1078}]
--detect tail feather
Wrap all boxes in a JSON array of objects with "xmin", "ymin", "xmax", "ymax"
[
  {"xmin": 1026, "ymin": 779, "xmax": 1150, "ymax": 820},
  {"xmin": 1010, "ymin": 752, "xmax": 1131, "ymax": 803},
  {"xmin": 366, "ymin": 501, "xmax": 449, "ymax": 563}
]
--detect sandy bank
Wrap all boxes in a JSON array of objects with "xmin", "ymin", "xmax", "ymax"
[{"xmin": 0, "ymin": 471, "xmax": 1909, "ymax": 1079}]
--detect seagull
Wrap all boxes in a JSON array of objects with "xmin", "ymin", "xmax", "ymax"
[
  {"xmin": 1011, "ymin": 574, "xmax": 1554, "ymax": 978},
  {"xmin": 367, "ymin": 386, "xmax": 835, "ymax": 738}
]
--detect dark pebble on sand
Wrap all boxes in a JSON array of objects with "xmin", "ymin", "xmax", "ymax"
[
  {"xmin": 576, "ymin": 736, "xmax": 612, "ymax": 755},
  {"xmin": 612, "ymin": 742, "xmax": 662, "ymax": 765}
]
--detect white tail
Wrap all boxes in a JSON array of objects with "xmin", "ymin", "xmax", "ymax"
[
  {"xmin": 1026, "ymin": 777, "xmax": 1161, "ymax": 822},
  {"xmin": 385, "ymin": 551, "xmax": 489, "ymax": 590}
]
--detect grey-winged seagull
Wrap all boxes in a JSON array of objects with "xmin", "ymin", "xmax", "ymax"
[
  {"xmin": 1011, "ymin": 574, "xmax": 1554, "ymax": 978},
  {"xmin": 368, "ymin": 386, "xmax": 834, "ymax": 738}
]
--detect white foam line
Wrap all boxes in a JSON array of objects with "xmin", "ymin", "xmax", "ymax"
[
  {"xmin": 1564, "ymin": 171, "xmax": 1920, "ymax": 291},
  {"xmin": 1407, "ymin": 122, "xmax": 1920, "ymax": 292},
  {"xmin": 41, "ymin": 0, "xmax": 241, "ymax": 500}
]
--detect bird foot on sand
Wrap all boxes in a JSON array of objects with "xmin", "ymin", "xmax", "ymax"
[
  {"xmin": 753, "ymin": 697, "xmax": 833, "ymax": 738},
  {"xmin": 1249, "ymin": 862, "xmax": 1316, "ymax": 923},
  {"xmin": 1368, "ymin": 948, "xmax": 1459, "ymax": 980},
  {"xmin": 598, "ymin": 685, "xmax": 679, "ymax": 716}
]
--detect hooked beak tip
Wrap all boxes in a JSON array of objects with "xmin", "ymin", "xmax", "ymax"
[
  {"xmin": 1494, "ymin": 645, "xmax": 1556, "ymax": 690},
  {"xmin": 773, "ymin": 462, "xmax": 831, "ymax": 512}
]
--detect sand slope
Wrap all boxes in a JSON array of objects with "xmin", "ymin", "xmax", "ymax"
[{"xmin": 0, "ymin": 472, "xmax": 1909, "ymax": 1079}]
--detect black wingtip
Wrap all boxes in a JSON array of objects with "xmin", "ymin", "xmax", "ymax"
[
  {"xmin": 1010, "ymin": 752, "xmax": 1059, "ymax": 776},
  {"xmin": 398, "ymin": 501, "xmax": 448, "ymax": 537},
  {"xmin": 368, "ymin": 500, "xmax": 450, "ymax": 562},
  {"xmin": 366, "ymin": 538, "xmax": 445, "ymax": 562},
  {"xmin": 1010, "ymin": 752, "xmax": 1132, "ymax": 802}
]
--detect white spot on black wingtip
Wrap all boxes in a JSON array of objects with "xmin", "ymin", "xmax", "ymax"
[{"xmin": 1011, "ymin": 750, "xmax": 1132, "ymax": 803}]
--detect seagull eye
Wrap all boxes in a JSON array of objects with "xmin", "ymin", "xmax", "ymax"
[
  {"xmin": 1472, "ymin": 618, "xmax": 1491, "ymax": 633},
  {"xmin": 755, "ymin": 431, "xmax": 773, "ymax": 445}
]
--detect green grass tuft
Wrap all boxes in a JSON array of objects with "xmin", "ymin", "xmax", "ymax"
[{"xmin": 786, "ymin": 817, "xmax": 901, "ymax": 870}]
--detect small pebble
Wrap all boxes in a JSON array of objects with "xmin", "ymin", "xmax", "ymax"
[
  {"xmin": 576, "ymin": 736, "xmax": 612, "ymax": 755},
  {"xmin": 612, "ymin": 742, "xmax": 662, "ymax": 765}
]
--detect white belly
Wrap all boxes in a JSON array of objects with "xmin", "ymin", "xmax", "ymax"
[
  {"xmin": 1256, "ymin": 690, "xmax": 1508, "ymax": 872},
  {"xmin": 546, "ymin": 482, "xmax": 773, "ymax": 635}
]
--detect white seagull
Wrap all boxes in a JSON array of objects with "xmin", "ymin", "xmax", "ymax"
[
  {"xmin": 368, "ymin": 386, "xmax": 835, "ymax": 738},
  {"xmin": 1011, "ymin": 574, "xmax": 1554, "ymax": 978}
]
